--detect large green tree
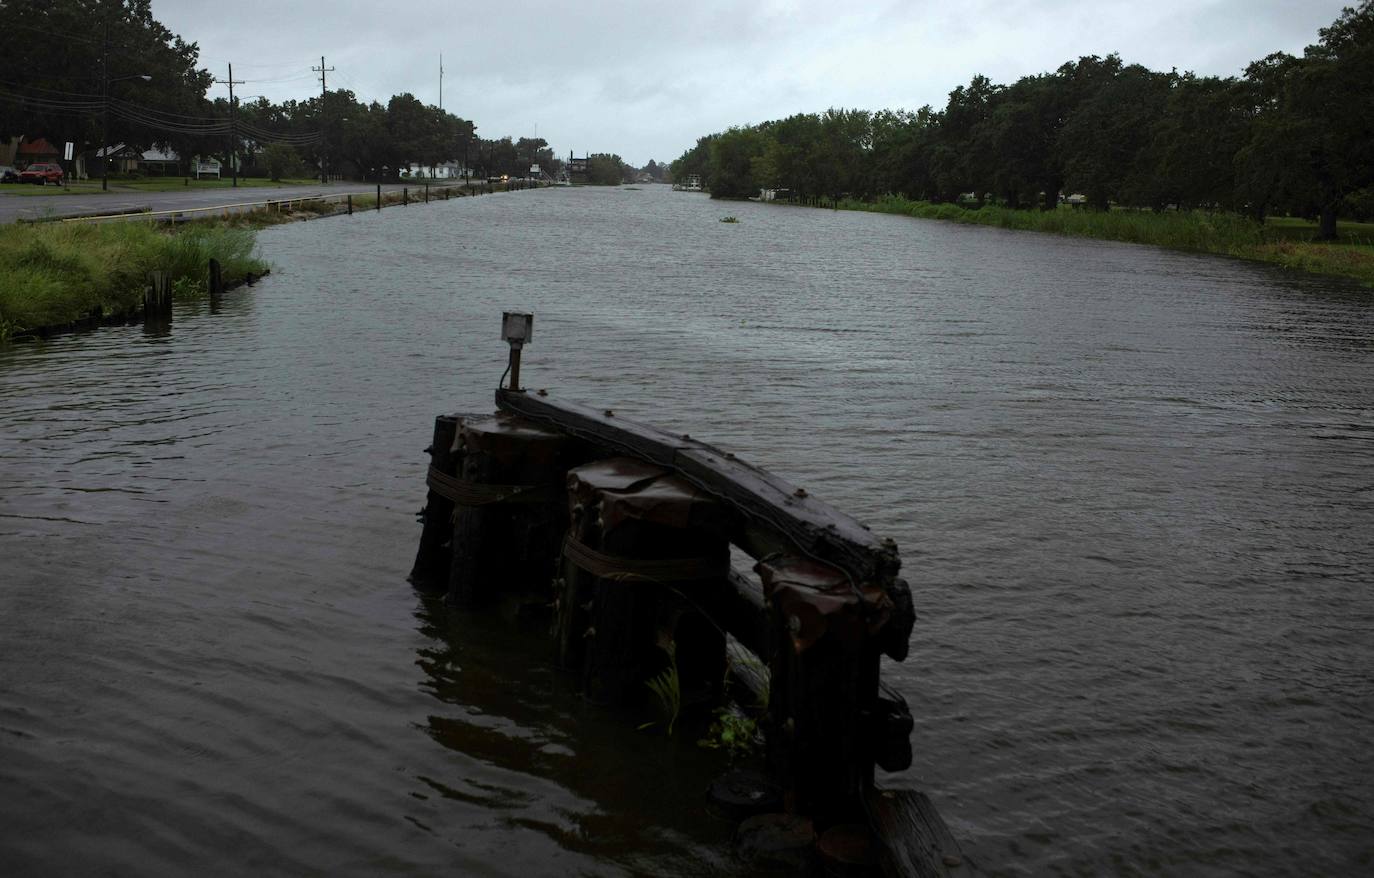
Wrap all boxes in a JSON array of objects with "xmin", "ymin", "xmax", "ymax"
[
  {"xmin": 1270, "ymin": 0, "xmax": 1374, "ymax": 237},
  {"xmin": 0, "ymin": 0, "xmax": 214, "ymax": 158}
]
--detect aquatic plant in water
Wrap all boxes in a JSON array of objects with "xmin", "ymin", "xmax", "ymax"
[
  {"xmin": 640, "ymin": 639, "xmax": 681, "ymax": 735},
  {"xmin": 698, "ymin": 707, "xmax": 760, "ymax": 759}
]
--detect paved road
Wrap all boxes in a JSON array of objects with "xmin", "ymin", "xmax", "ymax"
[{"xmin": 0, "ymin": 181, "xmax": 466, "ymax": 224}]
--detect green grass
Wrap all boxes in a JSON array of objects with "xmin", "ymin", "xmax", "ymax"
[
  {"xmin": 0, "ymin": 222, "xmax": 266, "ymax": 341},
  {"xmin": 826, "ymin": 196, "xmax": 1374, "ymax": 287},
  {"xmin": 1263, "ymin": 216, "xmax": 1374, "ymax": 246}
]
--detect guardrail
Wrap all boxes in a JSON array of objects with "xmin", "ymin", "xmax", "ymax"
[
  {"xmin": 58, "ymin": 191, "xmax": 364, "ymax": 225},
  {"xmin": 50, "ymin": 181, "xmax": 495, "ymax": 225}
]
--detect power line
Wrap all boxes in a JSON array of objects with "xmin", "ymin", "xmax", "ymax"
[{"xmin": 0, "ymin": 86, "xmax": 321, "ymax": 144}]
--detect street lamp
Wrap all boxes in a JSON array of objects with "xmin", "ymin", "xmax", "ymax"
[{"xmin": 101, "ymin": 72, "xmax": 151, "ymax": 192}]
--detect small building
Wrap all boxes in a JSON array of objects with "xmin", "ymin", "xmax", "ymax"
[
  {"xmin": 567, "ymin": 153, "xmax": 590, "ymax": 184},
  {"xmin": 405, "ymin": 161, "xmax": 470, "ymax": 179},
  {"xmin": 93, "ymin": 143, "xmax": 143, "ymax": 174},
  {"xmin": 92, "ymin": 144, "xmax": 221, "ymax": 178},
  {"xmin": 17, "ymin": 138, "xmax": 61, "ymax": 166},
  {"xmin": 137, "ymin": 147, "xmax": 181, "ymax": 176}
]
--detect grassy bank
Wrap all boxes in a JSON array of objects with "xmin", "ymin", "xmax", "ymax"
[
  {"xmin": 831, "ymin": 196, "xmax": 1374, "ymax": 288},
  {"xmin": 0, "ymin": 222, "xmax": 266, "ymax": 341}
]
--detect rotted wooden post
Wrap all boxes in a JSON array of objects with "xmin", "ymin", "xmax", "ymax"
[
  {"xmin": 145, "ymin": 270, "xmax": 172, "ymax": 319},
  {"xmin": 758, "ymin": 556, "xmax": 884, "ymax": 824},
  {"xmin": 407, "ymin": 414, "xmax": 461, "ymax": 593},
  {"xmin": 446, "ymin": 413, "xmax": 577, "ymax": 608},
  {"xmin": 347, "ymin": 194, "xmax": 353, "ymax": 215},
  {"xmin": 207, "ymin": 258, "xmax": 223, "ymax": 303},
  {"xmin": 403, "ymin": 187, "xmax": 408, "ymax": 206},
  {"xmin": 558, "ymin": 457, "xmax": 729, "ymax": 708},
  {"xmin": 376, "ymin": 182, "xmax": 381, "ymax": 211}
]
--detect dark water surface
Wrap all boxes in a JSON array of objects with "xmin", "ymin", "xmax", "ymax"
[{"xmin": 3, "ymin": 186, "xmax": 1372, "ymax": 876}]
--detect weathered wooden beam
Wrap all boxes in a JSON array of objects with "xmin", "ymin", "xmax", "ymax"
[
  {"xmin": 866, "ymin": 789, "xmax": 981, "ymax": 878},
  {"xmin": 495, "ymin": 390, "xmax": 901, "ymax": 579}
]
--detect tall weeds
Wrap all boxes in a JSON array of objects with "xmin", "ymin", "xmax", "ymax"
[
  {"xmin": 0, "ymin": 222, "xmax": 267, "ymax": 339},
  {"xmin": 828, "ymin": 196, "xmax": 1374, "ymax": 287},
  {"xmin": 844, "ymin": 196, "xmax": 1267, "ymax": 253}
]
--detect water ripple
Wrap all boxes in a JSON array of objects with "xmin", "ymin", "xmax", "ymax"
[{"xmin": 2, "ymin": 187, "xmax": 1372, "ymax": 876}]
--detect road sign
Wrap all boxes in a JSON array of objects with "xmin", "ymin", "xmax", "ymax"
[{"xmin": 64, "ymin": 142, "xmax": 74, "ymax": 160}]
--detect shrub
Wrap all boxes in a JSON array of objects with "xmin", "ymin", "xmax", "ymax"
[{"xmin": 260, "ymin": 143, "xmax": 302, "ymax": 182}]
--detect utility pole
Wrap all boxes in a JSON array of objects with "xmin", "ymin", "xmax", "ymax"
[
  {"xmin": 313, "ymin": 56, "xmax": 334, "ymax": 184},
  {"xmin": 214, "ymin": 64, "xmax": 244, "ymax": 187},
  {"xmin": 439, "ymin": 54, "xmax": 443, "ymax": 112},
  {"xmin": 100, "ymin": 21, "xmax": 109, "ymax": 191}
]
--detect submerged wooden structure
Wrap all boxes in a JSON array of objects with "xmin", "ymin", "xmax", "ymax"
[{"xmin": 409, "ymin": 313, "xmax": 975, "ymax": 875}]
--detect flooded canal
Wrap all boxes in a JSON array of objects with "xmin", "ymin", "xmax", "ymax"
[{"xmin": 2, "ymin": 185, "xmax": 1372, "ymax": 875}]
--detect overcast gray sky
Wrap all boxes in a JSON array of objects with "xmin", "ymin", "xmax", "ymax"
[{"xmin": 154, "ymin": 0, "xmax": 1350, "ymax": 167}]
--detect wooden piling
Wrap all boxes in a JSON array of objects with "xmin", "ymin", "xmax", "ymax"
[
  {"xmin": 446, "ymin": 413, "xmax": 576, "ymax": 608},
  {"xmin": 347, "ymin": 194, "xmax": 353, "ymax": 215},
  {"xmin": 424, "ymin": 184, "xmax": 429, "ymax": 203},
  {"xmin": 376, "ymin": 183, "xmax": 381, "ymax": 211},
  {"xmin": 144, "ymin": 270, "xmax": 172, "ymax": 318},
  {"xmin": 208, "ymin": 258, "xmax": 223, "ymax": 302},
  {"xmin": 559, "ymin": 458, "xmax": 730, "ymax": 708},
  {"xmin": 403, "ymin": 187, "xmax": 408, "ymax": 206},
  {"xmin": 758, "ymin": 556, "xmax": 881, "ymax": 823},
  {"xmin": 408, "ymin": 415, "xmax": 461, "ymax": 593}
]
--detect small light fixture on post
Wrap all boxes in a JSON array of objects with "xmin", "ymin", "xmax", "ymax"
[{"xmin": 501, "ymin": 312, "xmax": 533, "ymax": 392}]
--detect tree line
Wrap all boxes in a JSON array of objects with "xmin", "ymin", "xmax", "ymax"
[
  {"xmin": 0, "ymin": 0, "xmax": 567, "ymax": 181},
  {"xmin": 670, "ymin": 2, "xmax": 1373, "ymax": 238}
]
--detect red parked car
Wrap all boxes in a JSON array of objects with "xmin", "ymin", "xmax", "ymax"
[{"xmin": 19, "ymin": 162, "xmax": 64, "ymax": 185}]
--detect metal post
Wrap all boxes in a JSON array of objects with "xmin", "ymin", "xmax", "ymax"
[{"xmin": 501, "ymin": 312, "xmax": 532, "ymax": 392}]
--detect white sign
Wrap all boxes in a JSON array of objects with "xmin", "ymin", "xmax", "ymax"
[
  {"xmin": 63, "ymin": 141, "xmax": 74, "ymax": 160},
  {"xmin": 530, "ymin": 164, "xmax": 540, "ymax": 174}
]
